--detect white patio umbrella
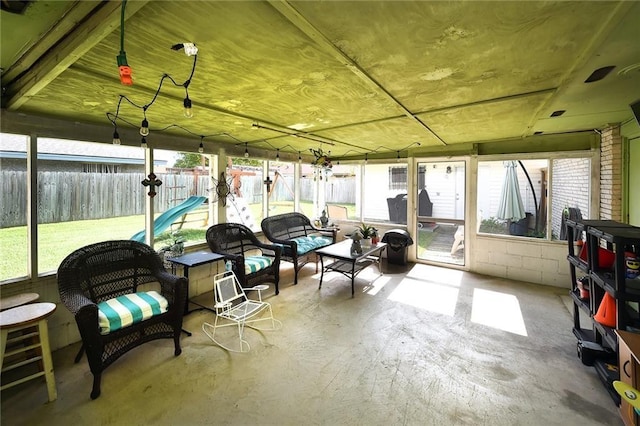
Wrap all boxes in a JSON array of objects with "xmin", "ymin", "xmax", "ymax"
[{"xmin": 496, "ymin": 161, "xmax": 526, "ymax": 222}]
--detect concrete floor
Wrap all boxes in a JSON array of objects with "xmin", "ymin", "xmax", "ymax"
[{"xmin": 1, "ymin": 261, "xmax": 623, "ymax": 425}]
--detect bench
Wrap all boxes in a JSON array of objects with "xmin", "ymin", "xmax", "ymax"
[{"xmin": 261, "ymin": 212, "xmax": 336, "ymax": 284}]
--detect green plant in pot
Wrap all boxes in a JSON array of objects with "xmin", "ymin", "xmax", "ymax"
[{"xmin": 357, "ymin": 223, "xmax": 379, "ymax": 244}]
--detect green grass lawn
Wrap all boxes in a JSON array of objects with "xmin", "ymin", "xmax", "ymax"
[
  {"xmin": 1, "ymin": 215, "xmax": 148, "ymax": 280},
  {"xmin": 1, "ymin": 201, "xmax": 358, "ymax": 282}
]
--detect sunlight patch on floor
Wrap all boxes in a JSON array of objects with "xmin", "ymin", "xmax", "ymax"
[
  {"xmin": 405, "ymin": 263, "xmax": 464, "ymax": 287},
  {"xmin": 388, "ymin": 277, "xmax": 458, "ymax": 316},
  {"xmin": 471, "ymin": 288, "xmax": 528, "ymax": 336},
  {"xmin": 363, "ymin": 275, "xmax": 391, "ymax": 295}
]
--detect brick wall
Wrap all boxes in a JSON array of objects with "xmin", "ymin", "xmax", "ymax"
[
  {"xmin": 600, "ymin": 125, "xmax": 623, "ymax": 220},
  {"xmin": 551, "ymin": 158, "xmax": 591, "ymax": 238}
]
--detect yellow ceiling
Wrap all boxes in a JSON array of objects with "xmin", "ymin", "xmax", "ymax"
[{"xmin": 1, "ymin": 1, "xmax": 639, "ymax": 159}]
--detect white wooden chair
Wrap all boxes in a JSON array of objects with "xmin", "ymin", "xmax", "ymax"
[{"xmin": 202, "ymin": 271, "xmax": 281, "ymax": 352}]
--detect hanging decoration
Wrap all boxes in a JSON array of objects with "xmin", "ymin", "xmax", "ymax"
[
  {"xmin": 310, "ymin": 147, "xmax": 333, "ymax": 181},
  {"xmin": 141, "ymin": 173, "xmax": 162, "ymax": 197},
  {"xmin": 263, "ymin": 175, "xmax": 273, "ymax": 192}
]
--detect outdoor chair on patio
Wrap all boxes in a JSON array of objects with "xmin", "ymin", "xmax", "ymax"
[
  {"xmin": 202, "ymin": 271, "xmax": 281, "ymax": 352},
  {"xmin": 206, "ymin": 223, "xmax": 282, "ymax": 295},
  {"xmin": 57, "ymin": 240, "xmax": 187, "ymax": 399}
]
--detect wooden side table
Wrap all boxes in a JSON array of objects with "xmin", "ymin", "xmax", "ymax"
[{"xmin": 1, "ymin": 302, "xmax": 57, "ymax": 402}]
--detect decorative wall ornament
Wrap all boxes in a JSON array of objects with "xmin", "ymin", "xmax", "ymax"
[
  {"xmin": 263, "ymin": 175, "xmax": 273, "ymax": 192},
  {"xmin": 141, "ymin": 173, "xmax": 162, "ymax": 197},
  {"xmin": 211, "ymin": 172, "xmax": 232, "ymax": 207}
]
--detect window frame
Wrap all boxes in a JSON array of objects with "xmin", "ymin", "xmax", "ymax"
[{"xmin": 476, "ymin": 149, "xmax": 598, "ymax": 241}]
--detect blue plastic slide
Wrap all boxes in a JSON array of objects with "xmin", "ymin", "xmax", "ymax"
[{"xmin": 130, "ymin": 195, "xmax": 207, "ymax": 242}]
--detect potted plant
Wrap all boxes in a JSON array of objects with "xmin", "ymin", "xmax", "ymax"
[{"xmin": 357, "ymin": 223, "xmax": 378, "ymax": 246}]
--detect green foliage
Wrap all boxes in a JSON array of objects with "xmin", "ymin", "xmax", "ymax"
[
  {"xmin": 155, "ymin": 228, "xmax": 205, "ymax": 248},
  {"xmin": 231, "ymin": 158, "xmax": 262, "ymax": 167},
  {"xmin": 173, "ymin": 152, "xmax": 207, "ymax": 168},
  {"xmin": 479, "ymin": 217, "xmax": 508, "ymax": 234},
  {"xmin": 357, "ymin": 223, "xmax": 378, "ymax": 238}
]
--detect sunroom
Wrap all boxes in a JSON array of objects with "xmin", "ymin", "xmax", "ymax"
[{"xmin": 1, "ymin": 1, "xmax": 640, "ymax": 424}]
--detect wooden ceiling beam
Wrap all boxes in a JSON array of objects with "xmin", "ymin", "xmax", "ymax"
[
  {"xmin": 267, "ymin": 0, "xmax": 447, "ymax": 146},
  {"xmin": 1, "ymin": 1, "xmax": 102, "ymax": 85},
  {"xmin": 3, "ymin": 0, "xmax": 149, "ymax": 111}
]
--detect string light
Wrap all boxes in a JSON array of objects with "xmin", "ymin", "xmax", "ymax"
[
  {"xmin": 298, "ymin": 151, "xmax": 302, "ymax": 163},
  {"xmin": 396, "ymin": 150, "xmax": 400, "ymax": 162},
  {"xmin": 364, "ymin": 153, "xmax": 368, "ymax": 164},
  {"xmin": 198, "ymin": 140, "xmax": 204, "ymax": 154},
  {"xmin": 140, "ymin": 117, "xmax": 149, "ymax": 136},
  {"xmin": 112, "ymin": 130, "xmax": 121, "ymax": 145},
  {"xmin": 107, "ymin": 40, "xmax": 199, "ymax": 138},
  {"xmin": 183, "ymin": 97, "xmax": 193, "ymax": 118},
  {"xmin": 141, "ymin": 136, "xmax": 148, "ymax": 149},
  {"xmin": 244, "ymin": 142, "xmax": 249, "ymax": 158},
  {"xmin": 276, "ymin": 149, "xmax": 280, "ymax": 161}
]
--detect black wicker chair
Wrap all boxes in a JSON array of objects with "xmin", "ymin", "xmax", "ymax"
[
  {"xmin": 261, "ymin": 212, "xmax": 336, "ymax": 284},
  {"xmin": 206, "ymin": 223, "xmax": 282, "ymax": 294},
  {"xmin": 57, "ymin": 240, "xmax": 187, "ymax": 399}
]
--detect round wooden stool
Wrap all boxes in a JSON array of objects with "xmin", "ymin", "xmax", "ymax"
[
  {"xmin": 0, "ymin": 302, "xmax": 57, "ymax": 402},
  {"xmin": 0, "ymin": 292, "xmax": 40, "ymax": 311}
]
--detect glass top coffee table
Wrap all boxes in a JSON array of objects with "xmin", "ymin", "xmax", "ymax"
[{"xmin": 316, "ymin": 240, "xmax": 387, "ymax": 297}]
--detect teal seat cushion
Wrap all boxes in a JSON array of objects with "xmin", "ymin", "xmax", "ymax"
[
  {"xmin": 291, "ymin": 235, "xmax": 333, "ymax": 255},
  {"xmin": 97, "ymin": 291, "xmax": 168, "ymax": 335},
  {"xmin": 244, "ymin": 255, "xmax": 274, "ymax": 275}
]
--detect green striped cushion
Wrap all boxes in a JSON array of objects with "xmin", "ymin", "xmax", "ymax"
[
  {"xmin": 245, "ymin": 255, "xmax": 274, "ymax": 275},
  {"xmin": 97, "ymin": 291, "xmax": 168, "ymax": 335}
]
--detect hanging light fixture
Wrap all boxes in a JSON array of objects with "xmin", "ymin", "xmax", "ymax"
[
  {"xmin": 140, "ymin": 117, "xmax": 149, "ymax": 136},
  {"xmin": 141, "ymin": 136, "xmax": 148, "ymax": 149},
  {"xmin": 244, "ymin": 142, "xmax": 249, "ymax": 158},
  {"xmin": 116, "ymin": 0, "xmax": 132, "ymax": 85},
  {"xmin": 183, "ymin": 97, "xmax": 193, "ymax": 118},
  {"xmin": 112, "ymin": 129, "xmax": 121, "ymax": 145}
]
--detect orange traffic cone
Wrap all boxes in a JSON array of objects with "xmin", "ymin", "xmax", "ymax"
[{"xmin": 594, "ymin": 292, "xmax": 616, "ymax": 328}]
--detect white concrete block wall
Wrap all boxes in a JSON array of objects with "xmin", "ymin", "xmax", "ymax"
[{"xmin": 472, "ymin": 236, "xmax": 571, "ymax": 288}]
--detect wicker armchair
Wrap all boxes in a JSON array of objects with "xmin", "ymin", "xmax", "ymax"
[
  {"xmin": 261, "ymin": 212, "xmax": 336, "ymax": 284},
  {"xmin": 206, "ymin": 223, "xmax": 282, "ymax": 294},
  {"xmin": 57, "ymin": 240, "xmax": 187, "ymax": 399}
]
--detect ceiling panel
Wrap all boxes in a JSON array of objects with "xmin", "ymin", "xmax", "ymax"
[
  {"xmin": 418, "ymin": 92, "xmax": 554, "ymax": 144},
  {"xmin": 2, "ymin": 1, "xmax": 639, "ymax": 157}
]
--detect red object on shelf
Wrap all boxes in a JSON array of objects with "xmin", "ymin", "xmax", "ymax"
[
  {"xmin": 594, "ymin": 292, "xmax": 617, "ymax": 328},
  {"xmin": 577, "ymin": 279, "xmax": 589, "ymax": 299},
  {"xmin": 578, "ymin": 242, "xmax": 615, "ymax": 269}
]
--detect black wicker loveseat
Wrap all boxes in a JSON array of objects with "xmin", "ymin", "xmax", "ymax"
[
  {"xmin": 57, "ymin": 240, "xmax": 187, "ymax": 399},
  {"xmin": 261, "ymin": 212, "xmax": 337, "ymax": 284},
  {"xmin": 206, "ymin": 223, "xmax": 282, "ymax": 294}
]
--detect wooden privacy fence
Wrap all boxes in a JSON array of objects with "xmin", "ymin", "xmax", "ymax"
[
  {"xmin": 1, "ymin": 171, "xmax": 209, "ymax": 227},
  {"xmin": 1, "ymin": 171, "xmax": 356, "ymax": 228}
]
